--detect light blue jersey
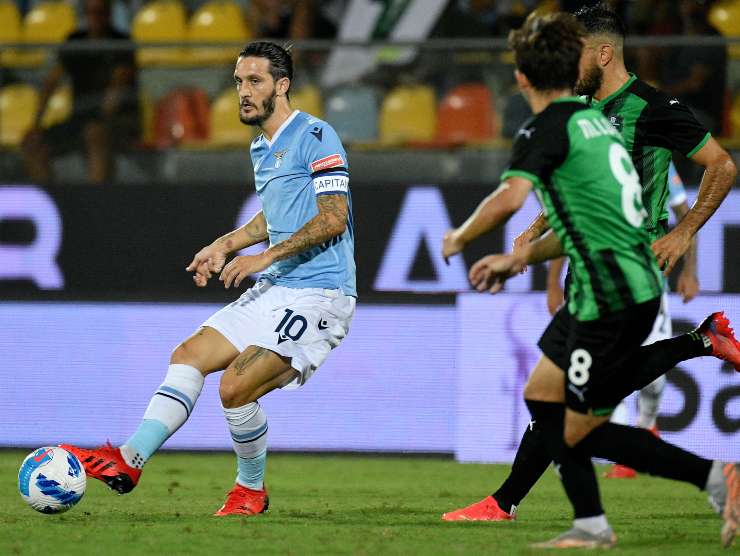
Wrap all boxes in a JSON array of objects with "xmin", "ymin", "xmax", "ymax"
[
  {"xmin": 251, "ymin": 110, "xmax": 356, "ymax": 297},
  {"xmin": 667, "ymin": 161, "xmax": 687, "ymax": 209}
]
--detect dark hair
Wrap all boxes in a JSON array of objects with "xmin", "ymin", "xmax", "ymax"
[
  {"xmin": 574, "ymin": 3, "xmax": 626, "ymax": 39},
  {"xmin": 508, "ymin": 12, "xmax": 586, "ymax": 92},
  {"xmin": 238, "ymin": 41, "xmax": 293, "ymax": 98}
]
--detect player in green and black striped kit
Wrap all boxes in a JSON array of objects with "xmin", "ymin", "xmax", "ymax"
[{"xmin": 439, "ymin": 11, "xmax": 740, "ymax": 548}]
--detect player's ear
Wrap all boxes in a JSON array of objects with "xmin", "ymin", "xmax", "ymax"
[
  {"xmin": 276, "ymin": 76, "xmax": 290, "ymax": 97},
  {"xmin": 514, "ymin": 69, "xmax": 531, "ymax": 91},
  {"xmin": 599, "ymin": 43, "xmax": 614, "ymax": 67}
]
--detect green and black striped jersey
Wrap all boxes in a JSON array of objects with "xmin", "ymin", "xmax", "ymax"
[
  {"xmin": 589, "ymin": 74, "xmax": 710, "ymax": 242},
  {"xmin": 502, "ymin": 97, "xmax": 663, "ymax": 321}
]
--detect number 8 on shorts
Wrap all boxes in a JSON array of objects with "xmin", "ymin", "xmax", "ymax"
[{"xmin": 568, "ymin": 348, "xmax": 592, "ymax": 386}]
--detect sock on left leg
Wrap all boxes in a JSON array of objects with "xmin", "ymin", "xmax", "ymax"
[
  {"xmin": 638, "ymin": 375, "xmax": 666, "ymax": 429},
  {"xmin": 224, "ymin": 401, "xmax": 268, "ymax": 490}
]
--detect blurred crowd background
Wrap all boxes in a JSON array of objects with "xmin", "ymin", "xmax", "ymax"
[{"xmin": 0, "ymin": 0, "xmax": 739, "ymax": 186}]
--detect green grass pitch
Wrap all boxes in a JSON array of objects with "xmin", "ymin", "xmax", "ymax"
[{"xmin": 0, "ymin": 451, "xmax": 731, "ymax": 555}]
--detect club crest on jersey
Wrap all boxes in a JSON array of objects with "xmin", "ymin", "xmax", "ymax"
[
  {"xmin": 311, "ymin": 154, "xmax": 344, "ymax": 173},
  {"xmin": 273, "ymin": 149, "xmax": 289, "ymax": 169},
  {"xmin": 608, "ymin": 115, "xmax": 623, "ymax": 130}
]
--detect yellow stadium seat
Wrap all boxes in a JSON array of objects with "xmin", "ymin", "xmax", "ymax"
[
  {"xmin": 208, "ymin": 88, "xmax": 255, "ymax": 146},
  {"xmin": 0, "ymin": 84, "xmax": 39, "ymax": 147},
  {"xmin": 379, "ymin": 85, "xmax": 436, "ymax": 145},
  {"xmin": 0, "ymin": 0, "xmax": 23, "ymax": 67},
  {"xmin": 290, "ymin": 85, "xmax": 323, "ymax": 119},
  {"xmin": 188, "ymin": 0, "xmax": 252, "ymax": 65},
  {"xmin": 132, "ymin": 0, "xmax": 187, "ymax": 67},
  {"xmin": 41, "ymin": 84, "xmax": 72, "ymax": 128},
  {"xmin": 8, "ymin": 1, "xmax": 77, "ymax": 68},
  {"xmin": 139, "ymin": 90, "xmax": 155, "ymax": 146},
  {"xmin": 709, "ymin": 0, "xmax": 740, "ymax": 59}
]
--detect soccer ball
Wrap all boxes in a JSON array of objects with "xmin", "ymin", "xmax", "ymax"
[{"xmin": 18, "ymin": 447, "xmax": 86, "ymax": 514}]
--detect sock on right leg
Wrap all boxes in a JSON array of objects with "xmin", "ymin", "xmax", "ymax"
[
  {"xmin": 122, "ymin": 363, "xmax": 205, "ymax": 468},
  {"xmin": 224, "ymin": 401, "xmax": 268, "ymax": 490}
]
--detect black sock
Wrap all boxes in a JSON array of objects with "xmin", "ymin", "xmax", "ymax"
[
  {"xmin": 525, "ymin": 399, "xmax": 604, "ymax": 519},
  {"xmin": 492, "ymin": 401, "xmax": 561, "ymax": 512},
  {"xmin": 614, "ymin": 333, "xmax": 709, "ymax": 400},
  {"xmin": 583, "ymin": 422, "xmax": 712, "ymax": 490}
]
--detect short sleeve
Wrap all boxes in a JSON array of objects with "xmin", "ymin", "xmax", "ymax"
[
  {"xmin": 302, "ymin": 122, "xmax": 350, "ymax": 196},
  {"xmin": 644, "ymin": 97, "xmax": 710, "ymax": 158},
  {"xmin": 500, "ymin": 114, "xmax": 569, "ymax": 186}
]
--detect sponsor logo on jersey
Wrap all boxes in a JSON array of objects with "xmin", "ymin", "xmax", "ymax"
[
  {"xmin": 669, "ymin": 98, "xmax": 680, "ymax": 105},
  {"xmin": 311, "ymin": 154, "xmax": 345, "ymax": 172},
  {"xmin": 608, "ymin": 115, "xmax": 623, "ymax": 130},
  {"xmin": 517, "ymin": 127, "xmax": 535, "ymax": 139}
]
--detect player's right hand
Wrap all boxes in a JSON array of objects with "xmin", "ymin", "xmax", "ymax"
[{"xmin": 186, "ymin": 245, "xmax": 227, "ymax": 287}]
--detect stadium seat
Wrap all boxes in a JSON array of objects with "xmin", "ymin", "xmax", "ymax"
[
  {"xmin": 132, "ymin": 0, "xmax": 188, "ymax": 67},
  {"xmin": 188, "ymin": 0, "xmax": 252, "ymax": 65},
  {"xmin": 13, "ymin": 1, "xmax": 77, "ymax": 67},
  {"xmin": 435, "ymin": 83, "xmax": 496, "ymax": 146},
  {"xmin": 41, "ymin": 85, "xmax": 72, "ymax": 128},
  {"xmin": 208, "ymin": 87, "xmax": 255, "ymax": 146},
  {"xmin": 139, "ymin": 90, "xmax": 155, "ymax": 146},
  {"xmin": 379, "ymin": 85, "xmax": 437, "ymax": 145},
  {"xmin": 325, "ymin": 85, "xmax": 378, "ymax": 143},
  {"xmin": 709, "ymin": 0, "xmax": 740, "ymax": 59},
  {"xmin": 290, "ymin": 84, "xmax": 324, "ymax": 119},
  {"xmin": 0, "ymin": 1, "xmax": 23, "ymax": 67},
  {"xmin": 0, "ymin": 84, "xmax": 39, "ymax": 147},
  {"xmin": 154, "ymin": 88, "xmax": 210, "ymax": 148}
]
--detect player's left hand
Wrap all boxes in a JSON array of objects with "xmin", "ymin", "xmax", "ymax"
[
  {"xmin": 676, "ymin": 270, "xmax": 699, "ymax": 303},
  {"xmin": 442, "ymin": 229, "xmax": 465, "ymax": 265},
  {"xmin": 468, "ymin": 253, "xmax": 524, "ymax": 294},
  {"xmin": 652, "ymin": 229, "xmax": 691, "ymax": 276},
  {"xmin": 219, "ymin": 252, "xmax": 273, "ymax": 289}
]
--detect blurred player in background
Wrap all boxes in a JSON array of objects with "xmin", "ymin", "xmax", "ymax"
[
  {"xmin": 441, "ymin": 10, "xmax": 740, "ymax": 548},
  {"xmin": 545, "ymin": 163, "xmax": 699, "ymax": 479},
  {"xmin": 22, "ymin": 0, "xmax": 138, "ymax": 185},
  {"xmin": 61, "ymin": 41, "xmax": 357, "ymax": 516},
  {"xmin": 442, "ymin": 4, "xmax": 738, "ymax": 535}
]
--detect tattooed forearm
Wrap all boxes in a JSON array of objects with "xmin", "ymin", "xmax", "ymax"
[
  {"xmin": 214, "ymin": 211, "xmax": 268, "ymax": 252},
  {"xmin": 233, "ymin": 346, "xmax": 269, "ymax": 376},
  {"xmin": 265, "ymin": 195, "xmax": 348, "ymax": 263}
]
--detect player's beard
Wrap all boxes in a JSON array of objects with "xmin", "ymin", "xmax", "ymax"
[
  {"xmin": 239, "ymin": 87, "xmax": 277, "ymax": 127},
  {"xmin": 575, "ymin": 64, "xmax": 603, "ymax": 97}
]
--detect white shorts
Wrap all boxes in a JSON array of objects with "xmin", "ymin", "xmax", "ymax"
[
  {"xmin": 643, "ymin": 290, "xmax": 671, "ymax": 346},
  {"xmin": 202, "ymin": 281, "xmax": 356, "ymax": 389}
]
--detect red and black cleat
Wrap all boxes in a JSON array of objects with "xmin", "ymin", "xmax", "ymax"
[
  {"xmin": 696, "ymin": 312, "xmax": 740, "ymax": 372},
  {"xmin": 59, "ymin": 442, "xmax": 141, "ymax": 494},
  {"xmin": 214, "ymin": 483, "xmax": 269, "ymax": 516}
]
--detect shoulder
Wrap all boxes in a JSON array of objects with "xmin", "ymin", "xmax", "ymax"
[
  {"xmin": 627, "ymin": 79, "xmax": 682, "ymax": 115},
  {"xmin": 514, "ymin": 101, "xmax": 587, "ymax": 145},
  {"xmin": 294, "ymin": 112, "xmax": 343, "ymax": 146}
]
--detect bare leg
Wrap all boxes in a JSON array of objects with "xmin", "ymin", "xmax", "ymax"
[
  {"xmin": 83, "ymin": 121, "xmax": 112, "ymax": 185},
  {"xmin": 21, "ymin": 129, "xmax": 52, "ymax": 185}
]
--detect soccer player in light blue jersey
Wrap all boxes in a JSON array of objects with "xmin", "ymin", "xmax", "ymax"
[{"xmin": 61, "ymin": 42, "xmax": 356, "ymax": 516}]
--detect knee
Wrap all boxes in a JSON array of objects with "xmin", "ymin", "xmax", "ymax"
[
  {"xmin": 219, "ymin": 376, "xmax": 255, "ymax": 408},
  {"xmin": 170, "ymin": 341, "xmax": 209, "ymax": 376},
  {"xmin": 563, "ymin": 429, "xmax": 581, "ymax": 448}
]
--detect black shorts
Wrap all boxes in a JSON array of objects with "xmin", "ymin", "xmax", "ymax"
[
  {"xmin": 537, "ymin": 297, "xmax": 661, "ymax": 415},
  {"xmin": 43, "ymin": 111, "xmax": 139, "ymax": 156}
]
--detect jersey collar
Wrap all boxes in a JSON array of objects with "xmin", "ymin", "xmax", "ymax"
[
  {"xmin": 591, "ymin": 73, "xmax": 637, "ymax": 109},
  {"xmin": 263, "ymin": 110, "xmax": 300, "ymax": 148}
]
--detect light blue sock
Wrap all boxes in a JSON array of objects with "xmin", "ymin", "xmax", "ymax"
[
  {"xmin": 120, "ymin": 364, "xmax": 205, "ymax": 469},
  {"xmin": 237, "ymin": 451, "xmax": 267, "ymax": 490},
  {"xmin": 224, "ymin": 402, "xmax": 268, "ymax": 490},
  {"xmin": 122, "ymin": 419, "xmax": 170, "ymax": 465}
]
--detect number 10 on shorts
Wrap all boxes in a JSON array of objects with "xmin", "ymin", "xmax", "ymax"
[{"xmin": 275, "ymin": 309, "xmax": 308, "ymax": 342}]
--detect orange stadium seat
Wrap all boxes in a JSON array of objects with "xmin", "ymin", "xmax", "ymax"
[
  {"xmin": 435, "ymin": 83, "xmax": 496, "ymax": 146},
  {"xmin": 41, "ymin": 85, "xmax": 72, "ymax": 128},
  {"xmin": 10, "ymin": 1, "xmax": 77, "ymax": 67},
  {"xmin": 188, "ymin": 0, "xmax": 252, "ymax": 65},
  {"xmin": 0, "ymin": 84, "xmax": 39, "ymax": 147},
  {"xmin": 290, "ymin": 85, "xmax": 324, "ymax": 119},
  {"xmin": 709, "ymin": 0, "xmax": 740, "ymax": 59},
  {"xmin": 132, "ymin": 0, "xmax": 188, "ymax": 67},
  {"xmin": 208, "ymin": 87, "xmax": 255, "ymax": 146},
  {"xmin": 379, "ymin": 85, "xmax": 436, "ymax": 145},
  {"xmin": 154, "ymin": 88, "xmax": 210, "ymax": 148}
]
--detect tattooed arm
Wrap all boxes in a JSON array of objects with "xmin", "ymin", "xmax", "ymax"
[
  {"xmin": 219, "ymin": 195, "xmax": 348, "ymax": 288},
  {"xmin": 186, "ymin": 211, "xmax": 267, "ymax": 287}
]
